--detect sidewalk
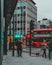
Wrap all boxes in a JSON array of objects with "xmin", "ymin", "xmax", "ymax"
[
  {"xmin": 23, "ymin": 47, "xmax": 49, "ymax": 56},
  {"xmin": 2, "ymin": 50, "xmax": 52, "ymax": 65}
]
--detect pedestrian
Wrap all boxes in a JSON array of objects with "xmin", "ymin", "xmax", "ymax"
[
  {"xmin": 9, "ymin": 41, "xmax": 13, "ymax": 50},
  {"xmin": 48, "ymin": 40, "xmax": 52, "ymax": 60},
  {"xmin": 16, "ymin": 39, "xmax": 22, "ymax": 57},
  {"xmin": 41, "ymin": 40, "xmax": 47, "ymax": 58},
  {"xmin": 7, "ymin": 41, "xmax": 9, "ymax": 51}
]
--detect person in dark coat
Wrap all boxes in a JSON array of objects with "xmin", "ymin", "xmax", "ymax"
[
  {"xmin": 9, "ymin": 41, "xmax": 13, "ymax": 50},
  {"xmin": 41, "ymin": 40, "xmax": 47, "ymax": 58},
  {"xmin": 16, "ymin": 39, "xmax": 22, "ymax": 57},
  {"xmin": 41, "ymin": 44, "xmax": 47, "ymax": 58},
  {"xmin": 48, "ymin": 40, "xmax": 52, "ymax": 60}
]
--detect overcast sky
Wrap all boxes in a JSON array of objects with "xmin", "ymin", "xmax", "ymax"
[{"xmin": 33, "ymin": 0, "xmax": 52, "ymax": 20}]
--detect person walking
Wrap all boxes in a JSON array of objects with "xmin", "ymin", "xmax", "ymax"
[
  {"xmin": 16, "ymin": 39, "xmax": 22, "ymax": 57},
  {"xmin": 41, "ymin": 40, "xmax": 47, "ymax": 58},
  {"xmin": 48, "ymin": 40, "xmax": 52, "ymax": 60},
  {"xmin": 9, "ymin": 41, "xmax": 13, "ymax": 50}
]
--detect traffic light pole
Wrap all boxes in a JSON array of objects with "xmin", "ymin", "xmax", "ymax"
[
  {"xmin": 29, "ymin": 30, "xmax": 32, "ymax": 56},
  {"xmin": 12, "ymin": 15, "xmax": 15, "ymax": 56},
  {"xmin": 29, "ymin": 23, "xmax": 32, "ymax": 56},
  {"xmin": 4, "ymin": 17, "xmax": 8, "ymax": 55},
  {"xmin": 29, "ymin": 20, "xmax": 34, "ymax": 56}
]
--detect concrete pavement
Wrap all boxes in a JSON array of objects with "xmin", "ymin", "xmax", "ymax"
[{"xmin": 2, "ymin": 50, "xmax": 52, "ymax": 65}]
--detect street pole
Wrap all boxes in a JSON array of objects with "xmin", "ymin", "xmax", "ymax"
[
  {"xmin": 9, "ymin": 23, "xmax": 11, "ymax": 50},
  {"xmin": 0, "ymin": 0, "xmax": 4, "ymax": 64},
  {"xmin": 29, "ymin": 20, "xmax": 34, "ymax": 56},
  {"xmin": 0, "ymin": 0, "xmax": 2, "ymax": 64},
  {"xmin": 4, "ymin": 16, "xmax": 8, "ymax": 55},
  {"xmin": 24, "ymin": 12, "xmax": 25, "ymax": 36},
  {"xmin": 12, "ymin": 15, "xmax": 15, "ymax": 56},
  {"xmin": 29, "ymin": 30, "xmax": 32, "ymax": 56}
]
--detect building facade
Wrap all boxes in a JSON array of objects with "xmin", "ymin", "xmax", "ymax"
[
  {"xmin": 8, "ymin": 0, "xmax": 37, "ymax": 36},
  {"xmin": 37, "ymin": 18, "xmax": 52, "ymax": 29}
]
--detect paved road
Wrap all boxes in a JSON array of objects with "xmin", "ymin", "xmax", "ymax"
[{"xmin": 2, "ymin": 50, "xmax": 52, "ymax": 65}]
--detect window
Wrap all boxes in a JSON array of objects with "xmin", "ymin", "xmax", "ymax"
[
  {"xmin": 20, "ymin": 2, "xmax": 26, "ymax": 6},
  {"xmin": 40, "ymin": 25, "xmax": 46, "ymax": 28},
  {"xmin": 18, "ymin": 14, "xmax": 20, "ymax": 16},
  {"xmin": 23, "ymin": 9, "xmax": 26, "ymax": 12},
  {"xmin": 22, "ymin": 2, "xmax": 26, "ymax": 6},
  {"xmin": 17, "ymin": 28, "xmax": 19, "ymax": 30},
  {"xmin": 18, "ymin": 7, "xmax": 20, "ymax": 9},
  {"xmin": 14, "ymin": 10, "xmax": 18, "ymax": 14},
  {"xmin": 18, "ymin": 16, "xmax": 21, "ymax": 21},
  {"xmin": 23, "ymin": 6, "xmax": 26, "ymax": 9},
  {"xmin": 17, "ymin": 10, "xmax": 21, "ymax": 14}
]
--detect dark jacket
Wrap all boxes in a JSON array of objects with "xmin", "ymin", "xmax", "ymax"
[
  {"xmin": 48, "ymin": 42, "xmax": 52, "ymax": 51},
  {"xmin": 15, "ymin": 40, "xmax": 21, "ymax": 47}
]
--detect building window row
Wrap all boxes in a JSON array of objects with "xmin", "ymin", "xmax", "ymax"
[
  {"xmin": 17, "ymin": 1, "xmax": 26, "ymax": 7},
  {"xmin": 27, "ymin": 7, "xmax": 37, "ymax": 15},
  {"xmin": 11, "ymin": 20, "xmax": 25, "ymax": 24},
  {"xmin": 11, "ymin": 30, "xmax": 25, "ymax": 35},
  {"xmin": 14, "ymin": 9, "xmax": 26, "ymax": 14},
  {"xmin": 27, "ymin": 14, "xmax": 36, "ymax": 20},
  {"xmin": 16, "ymin": 6, "xmax": 26, "ymax": 10},
  {"xmin": 9, "ymin": 28, "xmax": 25, "ymax": 30}
]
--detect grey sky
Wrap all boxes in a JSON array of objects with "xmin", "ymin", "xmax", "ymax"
[{"xmin": 33, "ymin": 0, "xmax": 52, "ymax": 20}]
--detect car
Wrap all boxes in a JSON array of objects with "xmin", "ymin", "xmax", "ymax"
[
  {"xmin": 32, "ymin": 42, "xmax": 41, "ymax": 47},
  {"xmin": 32, "ymin": 41, "xmax": 48, "ymax": 48}
]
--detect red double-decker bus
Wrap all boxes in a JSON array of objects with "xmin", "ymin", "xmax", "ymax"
[{"xmin": 27, "ymin": 28, "xmax": 52, "ymax": 47}]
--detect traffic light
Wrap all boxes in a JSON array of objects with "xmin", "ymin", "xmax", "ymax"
[
  {"xmin": 15, "ymin": 34, "xmax": 20, "ymax": 39},
  {"xmin": 14, "ymin": 33, "xmax": 23, "ymax": 39},
  {"xmin": 30, "ymin": 20, "xmax": 34, "ymax": 30}
]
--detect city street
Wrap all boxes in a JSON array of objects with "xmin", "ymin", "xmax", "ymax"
[
  {"xmin": 2, "ymin": 49, "xmax": 52, "ymax": 65},
  {"xmin": 1, "ymin": 0, "xmax": 52, "ymax": 65}
]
